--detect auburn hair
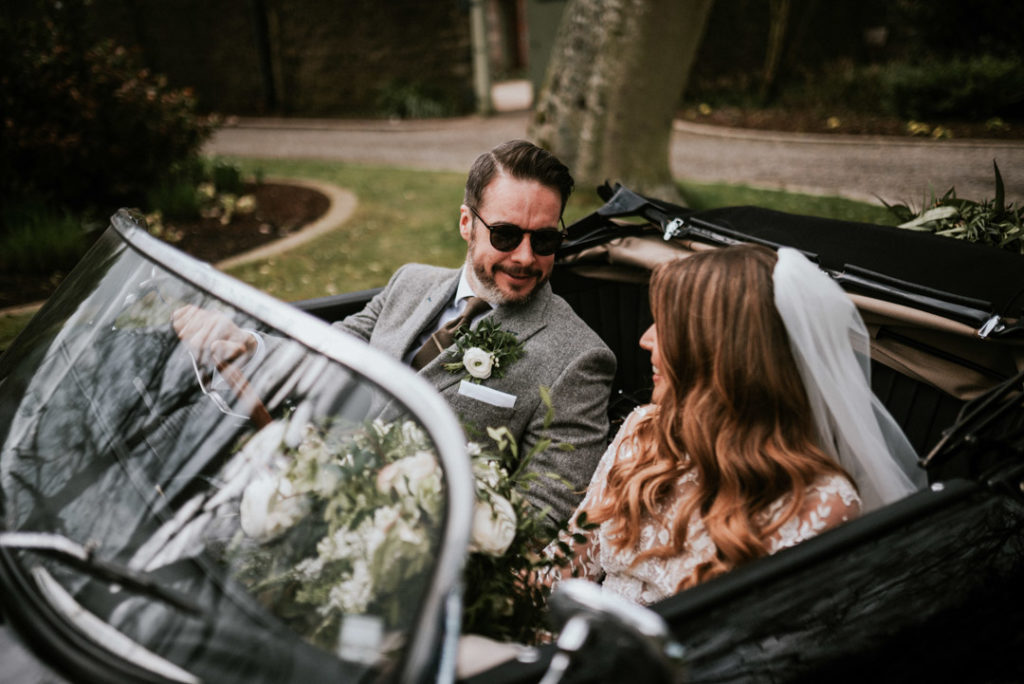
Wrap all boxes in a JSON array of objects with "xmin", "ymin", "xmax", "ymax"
[{"xmin": 585, "ymin": 244, "xmax": 853, "ymax": 590}]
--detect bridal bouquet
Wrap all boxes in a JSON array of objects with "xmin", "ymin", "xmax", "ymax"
[
  {"xmin": 227, "ymin": 416, "xmax": 443, "ymax": 654},
  {"xmin": 228, "ymin": 390, "xmax": 572, "ymax": 655}
]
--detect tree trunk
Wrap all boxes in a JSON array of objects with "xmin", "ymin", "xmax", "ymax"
[
  {"xmin": 759, "ymin": 0, "xmax": 792, "ymax": 104},
  {"xmin": 529, "ymin": 0, "xmax": 714, "ymax": 204}
]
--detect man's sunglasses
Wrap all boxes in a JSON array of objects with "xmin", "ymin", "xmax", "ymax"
[{"xmin": 468, "ymin": 206, "xmax": 566, "ymax": 256}]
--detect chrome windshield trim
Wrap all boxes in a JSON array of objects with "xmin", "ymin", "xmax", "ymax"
[
  {"xmin": 31, "ymin": 566, "xmax": 201, "ymax": 684},
  {"xmin": 109, "ymin": 209, "xmax": 473, "ymax": 682}
]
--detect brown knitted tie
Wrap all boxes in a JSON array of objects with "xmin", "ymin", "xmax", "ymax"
[{"xmin": 411, "ymin": 296, "xmax": 489, "ymax": 370}]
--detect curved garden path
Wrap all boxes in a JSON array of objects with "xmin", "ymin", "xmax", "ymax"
[{"xmin": 206, "ymin": 110, "xmax": 1024, "ymax": 207}]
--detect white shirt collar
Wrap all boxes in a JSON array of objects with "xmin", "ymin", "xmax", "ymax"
[{"xmin": 455, "ymin": 267, "xmax": 488, "ymax": 308}]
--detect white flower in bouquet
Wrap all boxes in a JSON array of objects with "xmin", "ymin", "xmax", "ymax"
[
  {"xmin": 294, "ymin": 423, "xmax": 332, "ymax": 465},
  {"xmin": 469, "ymin": 493, "xmax": 517, "ymax": 556},
  {"xmin": 310, "ymin": 464, "xmax": 343, "ymax": 497},
  {"xmin": 400, "ymin": 420, "xmax": 428, "ymax": 447},
  {"xmin": 284, "ymin": 423, "xmax": 344, "ymax": 498},
  {"xmin": 283, "ymin": 402, "xmax": 314, "ymax": 449},
  {"xmin": 326, "ymin": 557, "xmax": 374, "ymax": 615},
  {"xmin": 462, "ymin": 347, "xmax": 496, "ymax": 379},
  {"xmin": 472, "ymin": 457, "xmax": 506, "ymax": 489},
  {"xmin": 314, "ymin": 503, "xmax": 431, "ymax": 617},
  {"xmin": 375, "ymin": 450, "xmax": 442, "ymax": 504},
  {"xmin": 239, "ymin": 471, "xmax": 312, "ymax": 542}
]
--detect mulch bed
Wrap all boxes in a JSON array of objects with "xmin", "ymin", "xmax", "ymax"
[
  {"xmin": 678, "ymin": 105, "xmax": 1021, "ymax": 139},
  {"xmin": 167, "ymin": 182, "xmax": 330, "ymax": 264},
  {"xmin": 1, "ymin": 182, "xmax": 329, "ymax": 310}
]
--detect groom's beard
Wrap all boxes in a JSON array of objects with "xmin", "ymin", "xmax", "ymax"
[{"xmin": 466, "ymin": 237, "xmax": 548, "ymax": 307}]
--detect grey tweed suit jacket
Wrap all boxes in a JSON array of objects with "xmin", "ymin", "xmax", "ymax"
[{"xmin": 336, "ymin": 263, "xmax": 616, "ymax": 524}]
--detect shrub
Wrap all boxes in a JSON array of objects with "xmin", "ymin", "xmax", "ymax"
[
  {"xmin": 0, "ymin": 201, "xmax": 94, "ymax": 275},
  {"xmin": 877, "ymin": 54, "xmax": 1024, "ymax": 120},
  {"xmin": 146, "ymin": 179, "xmax": 204, "ymax": 222},
  {"xmin": 145, "ymin": 158, "xmax": 246, "ymax": 221},
  {"xmin": 0, "ymin": 0, "xmax": 215, "ymax": 213},
  {"xmin": 375, "ymin": 79, "xmax": 455, "ymax": 119},
  {"xmin": 211, "ymin": 160, "xmax": 245, "ymax": 195}
]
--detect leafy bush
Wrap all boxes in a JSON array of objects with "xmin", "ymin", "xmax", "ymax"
[
  {"xmin": 877, "ymin": 54, "xmax": 1024, "ymax": 120},
  {"xmin": 0, "ymin": 0, "xmax": 214, "ymax": 213},
  {"xmin": 375, "ymin": 79, "xmax": 454, "ymax": 119},
  {"xmin": 884, "ymin": 162, "xmax": 1023, "ymax": 254},
  {"xmin": 211, "ymin": 161, "xmax": 245, "ymax": 196},
  {"xmin": 145, "ymin": 158, "xmax": 247, "ymax": 221},
  {"xmin": 146, "ymin": 180, "xmax": 204, "ymax": 222},
  {"xmin": 0, "ymin": 202, "xmax": 95, "ymax": 275}
]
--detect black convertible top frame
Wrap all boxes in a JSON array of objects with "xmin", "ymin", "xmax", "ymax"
[{"xmin": 561, "ymin": 183, "xmax": 1024, "ymax": 338}]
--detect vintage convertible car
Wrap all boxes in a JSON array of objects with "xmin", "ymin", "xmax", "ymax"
[{"xmin": 1, "ymin": 185, "xmax": 1022, "ymax": 683}]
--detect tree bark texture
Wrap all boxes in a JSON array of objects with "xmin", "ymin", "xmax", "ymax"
[
  {"xmin": 529, "ymin": 0, "xmax": 715, "ymax": 203},
  {"xmin": 759, "ymin": 0, "xmax": 792, "ymax": 104}
]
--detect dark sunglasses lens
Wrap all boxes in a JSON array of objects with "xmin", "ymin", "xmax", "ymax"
[
  {"xmin": 489, "ymin": 225, "xmax": 525, "ymax": 251},
  {"xmin": 486, "ymin": 223, "xmax": 563, "ymax": 255},
  {"xmin": 530, "ymin": 230, "xmax": 563, "ymax": 255}
]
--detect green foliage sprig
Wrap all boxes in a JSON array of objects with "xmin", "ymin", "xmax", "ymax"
[
  {"xmin": 461, "ymin": 386, "xmax": 577, "ymax": 643},
  {"xmin": 884, "ymin": 161, "xmax": 1023, "ymax": 254}
]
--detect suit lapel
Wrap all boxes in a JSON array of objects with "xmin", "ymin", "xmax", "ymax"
[
  {"xmin": 419, "ymin": 282, "xmax": 553, "ymax": 393},
  {"xmin": 489, "ymin": 282, "xmax": 552, "ymax": 343},
  {"xmin": 395, "ymin": 271, "xmax": 459, "ymax": 360}
]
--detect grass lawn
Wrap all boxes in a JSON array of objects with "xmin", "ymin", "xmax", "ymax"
[{"xmin": 0, "ymin": 157, "xmax": 897, "ymax": 352}]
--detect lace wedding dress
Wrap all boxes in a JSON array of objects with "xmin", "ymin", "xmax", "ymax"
[{"xmin": 549, "ymin": 405, "xmax": 861, "ymax": 606}]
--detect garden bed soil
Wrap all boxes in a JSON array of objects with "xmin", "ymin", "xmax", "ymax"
[
  {"xmin": 678, "ymin": 105, "xmax": 1022, "ymax": 139},
  {"xmin": 165, "ymin": 182, "xmax": 330, "ymax": 264},
  {"xmin": 1, "ymin": 182, "xmax": 330, "ymax": 310}
]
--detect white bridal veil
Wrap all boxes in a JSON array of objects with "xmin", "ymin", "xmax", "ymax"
[{"xmin": 772, "ymin": 247, "xmax": 926, "ymax": 511}]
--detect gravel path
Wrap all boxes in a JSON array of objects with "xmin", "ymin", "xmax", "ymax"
[{"xmin": 205, "ymin": 111, "xmax": 1024, "ymax": 207}]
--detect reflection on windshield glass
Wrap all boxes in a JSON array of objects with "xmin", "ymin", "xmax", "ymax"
[{"xmin": 0, "ymin": 229, "xmax": 447, "ymax": 683}]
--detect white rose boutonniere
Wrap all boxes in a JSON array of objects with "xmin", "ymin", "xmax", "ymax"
[
  {"xmin": 462, "ymin": 347, "xmax": 496, "ymax": 379},
  {"xmin": 443, "ymin": 318, "xmax": 524, "ymax": 384}
]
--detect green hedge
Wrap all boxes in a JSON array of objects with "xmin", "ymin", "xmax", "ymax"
[{"xmin": 878, "ymin": 54, "xmax": 1024, "ymax": 120}]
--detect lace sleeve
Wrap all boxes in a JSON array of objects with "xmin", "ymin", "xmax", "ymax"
[
  {"xmin": 768, "ymin": 474, "xmax": 861, "ymax": 554},
  {"xmin": 542, "ymin": 406, "xmax": 652, "ymax": 585}
]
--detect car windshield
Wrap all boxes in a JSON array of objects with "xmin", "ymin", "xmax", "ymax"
[{"xmin": 0, "ymin": 213, "xmax": 470, "ymax": 683}]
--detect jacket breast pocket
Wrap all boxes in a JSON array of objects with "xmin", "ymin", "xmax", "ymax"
[{"xmin": 448, "ymin": 391, "xmax": 518, "ymax": 434}]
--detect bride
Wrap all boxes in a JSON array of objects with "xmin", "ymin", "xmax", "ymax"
[{"xmin": 546, "ymin": 244, "xmax": 923, "ymax": 605}]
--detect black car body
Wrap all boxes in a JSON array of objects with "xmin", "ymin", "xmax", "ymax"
[{"xmin": 2, "ymin": 185, "xmax": 1022, "ymax": 683}]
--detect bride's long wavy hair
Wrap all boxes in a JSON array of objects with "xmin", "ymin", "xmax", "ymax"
[{"xmin": 586, "ymin": 244, "xmax": 853, "ymax": 590}]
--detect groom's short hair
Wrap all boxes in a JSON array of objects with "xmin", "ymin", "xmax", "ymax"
[{"xmin": 464, "ymin": 140, "xmax": 574, "ymax": 212}]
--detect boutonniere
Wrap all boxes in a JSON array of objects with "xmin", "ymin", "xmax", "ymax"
[{"xmin": 443, "ymin": 318, "xmax": 524, "ymax": 383}]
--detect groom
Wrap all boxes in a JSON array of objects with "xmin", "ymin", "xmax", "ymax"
[
  {"xmin": 173, "ymin": 141, "xmax": 615, "ymax": 524},
  {"xmin": 336, "ymin": 140, "xmax": 615, "ymax": 524}
]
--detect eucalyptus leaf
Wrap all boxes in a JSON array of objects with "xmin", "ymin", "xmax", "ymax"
[
  {"xmin": 994, "ymin": 160, "xmax": 1005, "ymax": 213},
  {"xmin": 887, "ymin": 159, "xmax": 1022, "ymax": 253},
  {"xmin": 898, "ymin": 205, "xmax": 958, "ymax": 229}
]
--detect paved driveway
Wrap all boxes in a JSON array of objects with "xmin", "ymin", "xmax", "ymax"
[{"xmin": 205, "ymin": 112, "xmax": 1024, "ymax": 207}]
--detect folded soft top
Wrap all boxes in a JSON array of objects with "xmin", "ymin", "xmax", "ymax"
[{"xmin": 563, "ymin": 184, "xmax": 1024, "ymax": 322}]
